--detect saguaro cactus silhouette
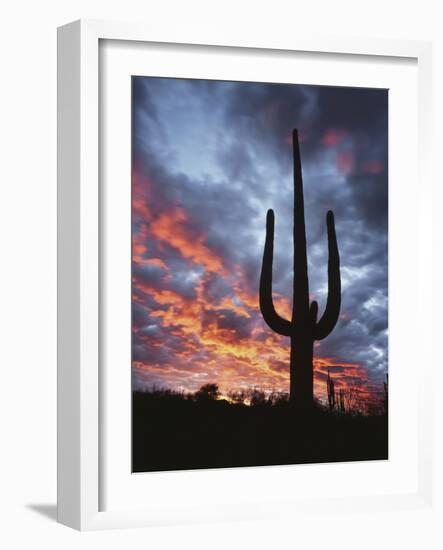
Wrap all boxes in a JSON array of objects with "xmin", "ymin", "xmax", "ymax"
[{"xmin": 259, "ymin": 128, "xmax": 341, "ymax": 407}]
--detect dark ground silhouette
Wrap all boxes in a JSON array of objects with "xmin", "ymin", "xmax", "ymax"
[{"xmin": 132, "ymin": 386, "xmax": 388, "ymax": 473}]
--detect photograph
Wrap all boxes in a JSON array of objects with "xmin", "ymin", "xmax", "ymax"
[
  {"xmin": 1, "ymin": 2, "xmax": 435, "ymax": 542},
  {"xmin": 131, "ymin": 76, "xmax": 389, "ymax": 472}
]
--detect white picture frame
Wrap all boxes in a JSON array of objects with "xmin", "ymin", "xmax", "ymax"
[{"xmin": 57, "ymin": 19, "xmax": 433, "ymax": 531}]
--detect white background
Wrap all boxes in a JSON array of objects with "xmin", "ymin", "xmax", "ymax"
[{"xmin": 0, "ymin": 1, "xmax": 442, "ymax": 548}]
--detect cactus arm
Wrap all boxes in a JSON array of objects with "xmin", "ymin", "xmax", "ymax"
[
  {"xmin": 309, "ymin": 300, "xmax": 318, "ymax": 325},
  {"xmin": 315, "ymin": 210, "xmax": 341, "ymax": 340},
  {"xmin": 259, "ymin": 209, "xmax": 292, "ymax": 336}
]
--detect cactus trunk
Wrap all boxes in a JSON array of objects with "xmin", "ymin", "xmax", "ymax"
[
  {"xmin": 290, "ymin": 336, "xmax": 314, "ymax": 406},
  {"xmin": 291, "ymin": 129, "xmax": 313, "ymax": 405},
  {"xmin": 259, "ymin": 128, "xmax": 341, "ymax": 407}
]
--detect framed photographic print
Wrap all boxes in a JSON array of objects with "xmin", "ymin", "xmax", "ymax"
[{"xmin": 57, "ymin": 20, "xmax": 433, "ymax": 530}]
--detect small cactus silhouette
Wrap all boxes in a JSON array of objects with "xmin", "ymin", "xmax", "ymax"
[
  {"xmin": 327, "ymin": 369, "xmax": 336, "ymax": 412},
  {"xmin": 259, "ymin": 129, "xmax": 341, "ymax": 407},
  {"xmin": 338, "ymin": 389, "xmax": 346, "ymax": 413},
  {"xmin": 383, "ymin": 373, "xmax": 388, "ymax": 414}
]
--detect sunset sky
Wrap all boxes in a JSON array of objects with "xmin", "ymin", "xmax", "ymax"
[{"xmin": 131, "ymin": 77, "xmax": 388, "ymax": 406}]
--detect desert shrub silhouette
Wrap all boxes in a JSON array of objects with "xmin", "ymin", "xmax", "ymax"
[{"xmin": 194, "ymin": 383, "xmax": 220, "ymax": 402}]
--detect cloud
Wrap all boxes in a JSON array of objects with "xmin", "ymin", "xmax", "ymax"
[
  {"xmin": 336, "ymin": 151, "xmax": 354, "ymax": 174},
  {"xmin": 322, "ymin": 129, "xmax": 347, "ymax": 147}
]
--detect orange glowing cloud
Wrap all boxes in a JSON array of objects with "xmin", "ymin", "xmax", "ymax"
[
  {"xmin": 151, "ymin": 207, "xmax": 224, "ymax": 273},
  {"xmin": 212, "ymin": 296, "xmax": 251, "ymax": 318}
]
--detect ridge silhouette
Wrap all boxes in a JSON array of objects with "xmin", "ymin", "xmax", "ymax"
[{"xmin": 132, "ymin": 385, "xmax": 388, "ymax": 472}]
